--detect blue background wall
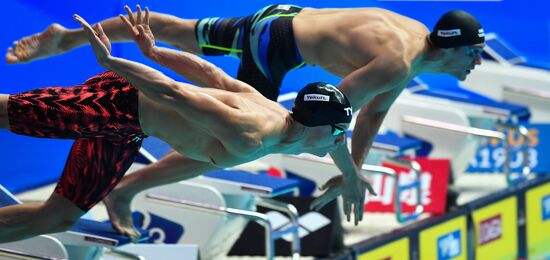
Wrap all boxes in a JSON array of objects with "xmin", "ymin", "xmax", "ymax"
[{"xmin": 1, "ymin": 0, "xmax": 549, "ymax": 192}]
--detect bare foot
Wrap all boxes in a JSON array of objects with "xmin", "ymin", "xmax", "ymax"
[
  {"xmin": 103, "ymin": 191, "xmax": 142, "ymax": 242},
  {"xmin": 6, "ymin": 23, "xmax": 68, "ymax": 64}
]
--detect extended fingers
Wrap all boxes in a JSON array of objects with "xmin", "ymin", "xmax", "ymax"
[
  {"xmin": 145, "ymin": 7, "xmax": 150, "ymax": 25},
  {"xmin": 124, "ymin": 5, "xmax": 136, "ymax": 25},
  {"xmin": 136, "ymin": 5, "xmax": 142, "ymax": 25},
  {"xmin": 365, "ymin": 182, "xmax": 377, "ymax": 196},
  {"xmin": 137, "ymin": 25, "xmax": 148, "ymax": 37},
  {"xmin": 354, "ymin": 201, "xmax": 365, "ymax": 225},
  {"xmin": 353, "ymin": 203, "xmax": 363, "ymax": 226},
  {"xmin": 344, "ymin": 200, "xmax": 352, "ymax": 222},
  {"xmin": 359, "ymin": 202, "xmax": 365, "ymax": 221},
  {"xmin": 93, "ymin": 23, "xmax": 106, "ymax": 37},
  {"xmin": 94, "ymin": 23, "xmax": 112, "ymax": 52},
  {"xmin": 75, "ymin": 14, "xmax": 110, "ymax": 52},
  {"xmin": 73, "ymin": 14, "xmax": 87, "ymax": 27},
  {"xmin": 358, "ymin": 174, "xmax": 378, "ymax": 196},
  {"xmin": 74, "ymin": 14, "xmax": 96, "ymax": 37},
  {"xmin": 119, "ymin": 15, "xmax": 138, "ymax": 37}
]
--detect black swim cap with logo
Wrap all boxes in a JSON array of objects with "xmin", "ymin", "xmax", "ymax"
[
  {"xmin": 430, "ymin": 10, "xmax": 485, "ymax": 48},
  {"xmin": 291, "ymin": 82, "xmax": 353, "ymax": 127}
]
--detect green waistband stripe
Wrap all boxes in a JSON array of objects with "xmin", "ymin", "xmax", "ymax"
[
  {"xmin": 289, "ymin": 61, "xmax": 306, "ymax": 72},
  {"xmin": 199, "ymin": 44, "xmax": 243, "ymax": 53},
  {"xmin": 257, "ymin": 13, "xmax": 298, "ymax": 24}
]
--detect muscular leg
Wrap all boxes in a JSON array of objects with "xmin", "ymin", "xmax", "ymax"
[
  {"xmin": 0, "ymin": 97, "xmax": 83, "ymax": 243},
  {"xmin": 0, "ymin": 94, "xmax": 8, "ymax": 129},
  {"xmin": 0, "ymin": 192, "xmax": 84, "ymax": 243},
  {"xmin": 1, "ymin": 73, "xmax": 146, "ymax": 242},
  {"xmin": 104, "ymin": 151, "xmax": 217, "ymax": 240},
  {"xmin": 6, "ymin": 11, "xmax": 200, "ymax": 64}
]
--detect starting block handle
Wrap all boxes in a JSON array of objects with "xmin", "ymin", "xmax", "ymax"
[
  {"xmin": 365, "ymin": 158, "xmax": 424, "ymax": 223},
  {"xmin": 256, "ymin": 197, "xmax": 301, "ymax": 259},
  {"xmin": 145, "ymin": 193, "xmax": 278, "ymax": 260},
  {"xmin": 382, "ymin": 157, "xmax": 424, "ymax": 223},
  {"xmin": 0, "ymin": 248, "xmax": 60, "ymax": 260},
  {"xmin": 395, "ymin": 179, "xmax": 424, "ymax": 223}
]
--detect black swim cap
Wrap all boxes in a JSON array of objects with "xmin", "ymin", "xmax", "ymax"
[
  {"xmin": 291, "ymin": 82, "xmax": 353, "ymax": 127},
  {"xmin": 430, "ymin": 10, "xmax": 485, "ymax": 49}
]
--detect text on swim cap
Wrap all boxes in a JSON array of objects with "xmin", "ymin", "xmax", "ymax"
[
  {"xmin": 344, "ymin": 107, "xmax": 353, "ymax": 116},
  {"xmin": 437, "ymin": 29, "xmax": 461, "ymax": 37},
  {"xmin": 478, "ymin": 29, "xmax": 485, "ymax": 38},
  {"xmin": 304, "ymin": 94, "xmax": 330, "ymax": 102}
]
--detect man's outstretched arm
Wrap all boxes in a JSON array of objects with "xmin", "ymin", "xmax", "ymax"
[
  {"xmin": 148, "ymin": 47, "xmax": 257, "ymax": 93},
  {"xmin": 6, "ymin": 5, "xmax": 200, "ymax": 64},
  {"xmin": 76, "ymin": 14, "xmax": 240, "ymax": 132},
  {"xmin": 351, "ymin": 89, "xmax": 403, "ymax": 166},
  {"xmin": 119, "ymin": 6, "xmax": 257, "ymax": 94},
  {"xmin": 312, "ymin": 58, "xmax": 408, "ymax": 224}
]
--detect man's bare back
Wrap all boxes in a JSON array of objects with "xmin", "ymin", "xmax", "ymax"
[
  {"xmin": 138, "ymin": 87, "xmax": 290, "ymax": 167},
  {"xmin": 294, "ymin": 8, "xmax": 428, "ymax": 79}
]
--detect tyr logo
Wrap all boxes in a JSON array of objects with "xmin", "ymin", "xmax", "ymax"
[{"xmin": 344, "ymin": 107, "xmax": 353, "ymax": 116}]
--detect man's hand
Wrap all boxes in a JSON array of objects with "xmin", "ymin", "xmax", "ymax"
[
  {"xmin": 119, "ymin": 5, "xmax": 156, "ymax": 57},
  {"xmin": 310, "ymin": 172, "xmax": 376, "ymax": 225},
  {"xmin": 73, "ymin": 14, "xmax": 112, "ymax": 66}
]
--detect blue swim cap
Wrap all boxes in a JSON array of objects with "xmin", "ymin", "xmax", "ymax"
[
  {"xmin": 430, "ymin": 10, "xmax": 485, "ymax": 48},
  {"xmin": 291, "ymin": 82, "xmax": 353, "ymax": 127}
]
